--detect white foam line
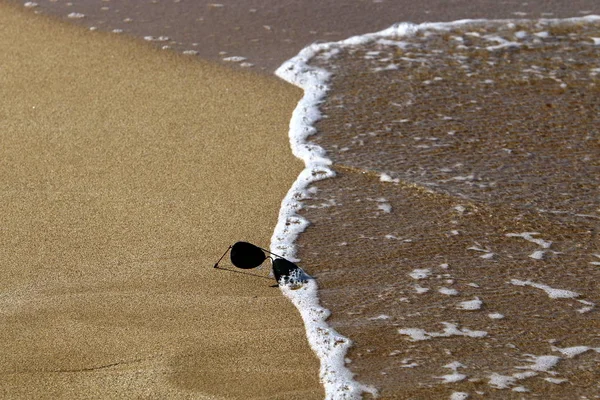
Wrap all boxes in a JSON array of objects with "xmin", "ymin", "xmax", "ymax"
[
  {"xmin": 552, "ymin": 345, "xmax": 600, "ymax": 358},
  {"xmin": 516, "ymin": 354, "xmax": 561, "ymax": 372},
  {"xmin": 271, "ymin": 14, "xmax": 599, "ymax": 399},
  {"xmin": 399, "ymin": 322, "xmax": 487, "ymax": 341},
  {"xmin": 272, "ymin": 32, "xmax": 375, "ymax": 400},
  {"xmin": 510, "ymin": 279, "xmax": 580, "ymax": 299}
]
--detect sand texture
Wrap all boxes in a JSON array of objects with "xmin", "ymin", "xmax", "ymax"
[{"xmin": 0, "ymin": 5, "xmax": 322, "ymax": 399}]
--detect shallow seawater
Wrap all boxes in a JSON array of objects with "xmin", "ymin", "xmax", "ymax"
[{"xmin": 294, "ymin": 18, "xmax": 600, "ymax": 399}]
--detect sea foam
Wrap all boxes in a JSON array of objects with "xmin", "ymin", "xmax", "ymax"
[
  {"xmin": 271, "ymin": 14, "xmax": 600, "ymax": 399},
  {"xmin": 272, "ymin": 26, "xmax": 376, "ymax": 400}
]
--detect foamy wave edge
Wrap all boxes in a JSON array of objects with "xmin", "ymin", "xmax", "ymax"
[{"xmin": 271, "ymin": 14, "xmax": 599, "ymax": 399}]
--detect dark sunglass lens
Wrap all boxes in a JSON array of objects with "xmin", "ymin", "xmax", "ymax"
[
  {"xmin": 272, "ymin": 258, "xmax": 306, "ymax": 285},
  {"xmin": 230, "ymin": 241, "xmax": 266, "ymax": 269}
]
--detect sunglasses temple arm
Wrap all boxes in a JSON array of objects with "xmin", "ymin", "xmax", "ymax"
[{"xmin": 213, "ymin": 245, "xmax": 232, "ymax": 268}]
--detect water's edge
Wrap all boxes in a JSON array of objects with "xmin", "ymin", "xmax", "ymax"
[
  {"xmin": 270, "ymin": 44, "xmax": 376, "ymax": 399},
  {"xmin": 270, "ymin": 14, "xmax": 599, "ymax": 399}
]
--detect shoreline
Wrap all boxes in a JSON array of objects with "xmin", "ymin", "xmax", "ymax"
[
  {"xmin": 3, "ymin": 1, "xmax": 600, "ymax": 398},
  {"xmin": 285, "ymin": 15, "xmax": 600, "ymax": 398}
]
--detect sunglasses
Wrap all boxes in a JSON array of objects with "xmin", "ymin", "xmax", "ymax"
[{"xmin": 213, "ymin": 241, "xmax": 309, "ymax": 287}]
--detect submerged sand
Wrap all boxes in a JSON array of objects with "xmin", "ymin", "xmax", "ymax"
[
  {"xmin": 296, "ymin": 19, "xmax": 600, "ymax": 399},
  {"xmin": 0, "ymin": 4, "xmax": 322, "ymax": 399},
  {"xmin": 10, "ymin": 0, "xmax": 600, "ymax": 72}
]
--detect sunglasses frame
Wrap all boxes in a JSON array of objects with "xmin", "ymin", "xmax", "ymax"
[{"xmin": 213, "ymin": 241, "xmax": 308, "ymax": 286}]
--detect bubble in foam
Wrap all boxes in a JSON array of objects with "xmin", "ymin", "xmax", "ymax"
[
  {"xmin": 380, "ymin": 172, "xmax": 399, "ymax": 183},
  {"xmin": 377, "ymin": 203, "xmax": 392, "ymax": 213},
  {"xmin": 399, "ymin": 322, "xmax": 487, "ymax": 341},
  {"xmin": 457, "ymin": 297, "xmax": 483, "ymax": 310},
  {"xmin": 450, "ymin": 392, "xmax": 470, "ymax": 400},
  {"xmin": 509, "ymin": 279, "xmax": 579, "ymax": 299},
  {"xmin": 409, "ymin": 268, "xmax": 431, "ymax": 279},
  {"xmin": 545, "ymin": 377, "xmax": 568, "ymax": 384},
  {"xmin": 516, "ymin": 355, "xmax": 561, "ymax": 372},
  {"xmin": 488, "ymin": 373, "xmax": 516, "ymax": 389},
  {"xmin": 439, "ymin": 287, "xmax": 459, "ymax": 296},
  {"xmin": 144, "ymin": 35, "xmax": 170, "ymax": 42},
  {"xmin": 67, "ymin": 12, "xmax": 85, "ymax": 19},
  {"xmin": 223, "ymin": 56, "xmax": 247, "ymax": 62}
]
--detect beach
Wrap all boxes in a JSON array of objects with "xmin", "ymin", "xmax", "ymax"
[
  {"xmin": 3, "ymin": 1, "xmax": 600, "ymax": 399},
  {"xmin": 0, "ymin": 4, "xmax": 322, "ymax": 399}
]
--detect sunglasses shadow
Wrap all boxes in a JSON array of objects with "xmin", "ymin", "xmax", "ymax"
[{"xmin": 213, "ymin": 265, "xmax": 275, "ymax": 282}]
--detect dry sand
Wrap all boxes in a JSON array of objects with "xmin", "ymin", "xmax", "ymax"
[{"xmin": 0, "ymin": 4, "xmax": 322, "ymax": 399}]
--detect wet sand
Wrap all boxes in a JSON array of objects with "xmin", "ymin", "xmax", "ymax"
[
  {"xmin": 297, "ymin": 19, "xmax": 600, "ymax": 398},
  {"xmin": 13, "ymin": 0, "xmax": 600, "ymax": 72},
  {"xmin": 0, "ymin": 4, "xmax": 322, "ymax": 399}
]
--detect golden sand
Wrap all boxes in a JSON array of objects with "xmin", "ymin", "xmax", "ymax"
[{"xmin": 0, "ymin": 5, "xmax": 322, "ymax": 399}]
